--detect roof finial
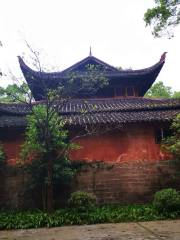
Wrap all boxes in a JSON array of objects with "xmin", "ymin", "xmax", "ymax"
[
  {"xmin": 89, "ymin": 46, "xmax": 92, "ymax": 56},
  {"xmin": 160, "ymin": 52, "xmax": 167, "ymax": 62}
]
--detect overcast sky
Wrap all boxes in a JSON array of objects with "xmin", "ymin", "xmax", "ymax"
[{"xmin": 0, "ymin": 0, "xmax": 180, "ymax": 91}]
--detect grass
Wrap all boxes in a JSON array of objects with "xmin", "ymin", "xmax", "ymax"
[{"xmin": 0, "ymin": 204, "xmax": 180, "ymax": 230}]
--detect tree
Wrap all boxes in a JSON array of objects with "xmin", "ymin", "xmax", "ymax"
[
  {"xmin": 12, "ymin": 43, "xmax": 109, "ymax": 212},
  {"xmin": 0, "ymin": 83, "xmax": 31, "ymax": 103},
  {"xmin": 145, "ymin": 81, "xmax": 173, "ymax": 98},
  {"xmin": 173, "ymin": 91, "xmax": 180, "ymax": 99},
  {"xmin": 144, "ymin": 0, "xmax": 180, "ymax": 37},
  {"xmin": 20, "ymin": 72, "xmax": 108, "ymax": 212},
  {"xmin": 0, "ymin": 87, "xmax": 4, "ymax": 99},
  {"xmin": 162, "ymin": 113, "xmax": 180, "ymax": 160},
  {"xmin": 145, "ymin": 81, "xmax": 180, "ymax": 99},
  {"xmin": 21, "ymin": 103, "xmax": 77, "ymax": 212}
]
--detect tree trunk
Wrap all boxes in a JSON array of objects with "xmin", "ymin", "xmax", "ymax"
[
  {"xmin": 42, "ymin": 184, "xmax": 46, "ymax": 211},
  {"xmin": 46, "ymin": 158, "xmax": 54, "ymax": 212}
]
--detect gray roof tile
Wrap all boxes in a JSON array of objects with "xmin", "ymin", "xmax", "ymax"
[{"xmin": 0, "ymin": 98, "xmax": 179, "ymax": 127}]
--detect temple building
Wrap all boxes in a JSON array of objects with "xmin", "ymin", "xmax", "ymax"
[
  {"xmin": 0, "ymin": 53, "xmax": 180, "ymax": 206},
  {"xmin": 1, "ymin": 52, "xmax": 179, "ymax": 163}
]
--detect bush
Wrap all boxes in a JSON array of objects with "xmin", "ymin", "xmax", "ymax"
[
  {"xmin": 153, "ymin": 188, "xmax": 180, "ymax": 213},
  {"xmin": 68, "ymin": 191, "xmax": 97, "ymax": 212}
]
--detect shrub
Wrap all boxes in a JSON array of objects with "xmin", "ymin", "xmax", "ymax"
[
  {"xmin": 68, "ymin": 191, "xmax": 97, "ymax": 212},
  {"xmin": 153, "ymin": 188, "xmax": 180, "ymax": 213}
]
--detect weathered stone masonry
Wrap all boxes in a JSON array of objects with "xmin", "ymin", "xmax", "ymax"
[
  {"xmin": 75, "ymin": 161, "xmax": 180, "ymax": 204},
  {"xmin": 0, "ymin": 160, "xmax": 180, "ymax": 209}
]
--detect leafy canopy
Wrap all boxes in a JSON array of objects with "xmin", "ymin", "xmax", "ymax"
[
  {"xmin": 145, "ymin": 81, "xmax": 180, "ymax": 99},
  {"xmin": 0, "ymin": 83, "xmax": 30, "ymax": 103},
  {"xmin": 64, "ymin": 64, "xmax": 109, "ymax": 97},
  {"xmin": 21, "ymin": 105, "xmax": 68, "ymax": 157},
  {"xmin": 144, "ymin": 0, "xmax": 180, "ymax": 37}
]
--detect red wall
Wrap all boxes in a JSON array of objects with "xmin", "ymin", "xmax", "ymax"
[
  {"xmin": 70, "ymin": 124, "xmax": 170, "ymax": 162},
  {"xmin": 0, "ymin": 124, "xmax": 174, "ymax": 208},
  {"xmin": 0, "ymin": 129, "xmax": 24, "ymax": 165},
  {"xmin": 1, "ymin": 123, "xmax": 170, "ymax": 165}
]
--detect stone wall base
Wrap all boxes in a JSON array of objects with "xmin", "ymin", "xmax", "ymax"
[{"xmin": 0, "ymin": 160, "xmax": 180, "ymax": 209}]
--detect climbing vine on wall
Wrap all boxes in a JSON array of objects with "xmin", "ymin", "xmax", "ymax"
[{"xmin": 0, "ymin": 143, "xmax": 6, "ymax": 166}]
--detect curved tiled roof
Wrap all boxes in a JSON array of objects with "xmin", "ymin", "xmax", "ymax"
[
  {"xmin": 18, "ymin": 55, "xmax": 165, "ymax": 79},
  {"xmin": 18, "ymin": 54, "xmax": 165, "ymax": 100},
  {"xmin": 0, "ymin": 98, "xmax": 179, "ymax": 127}
]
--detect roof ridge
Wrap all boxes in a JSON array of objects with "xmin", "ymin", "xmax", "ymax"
[{"xmin": 18, "ymin": 55, "xmax": 164, "ymax": 76}]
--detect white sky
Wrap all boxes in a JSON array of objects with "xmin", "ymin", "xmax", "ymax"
[{"xmin": 0, "ymin": 0, "xmax": 180, "ymax": 91}]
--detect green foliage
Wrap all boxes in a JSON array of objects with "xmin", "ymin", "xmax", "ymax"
[
  {"xmin": 71, "ymin": 160, "xmax": 114, "ymax": 172},
  {"xmin": 1, "ymin": 203, "xmax": 180, "ymax": 230},
  {"xmin": 0, "ymin": 86, "xmax": 4, "ymax": 97},
  {"xmin": 0, "ymin": 83, "xmax": 30, "ymax": 103},
  {"xmin": 21, "ymin": 104, "xmax": 76, "ymax": 211},
  {"xmin": 0, "ymin": 142, "xmax": 6, "ymax": 166},
  {"xmin": 26, "ymin": 156, "xmax": 73, "ymax": 185},
  {"xmin": 162, "ymin": 114, "xmax": 180, "ymax": 159},
  {"xmin": 173, "ymin": 91, "xmax": 180, "ymax": 99},
  {"xmin": 21, "ymin": 105, "xmax": 68, "ymax": 158},
  {"xmin": 144, "ymin": 0, "xmax": 180, "ymax": 37},
  {"xmin": 68, "ymin": 191, "xmax": 97, "ymax": 212},
  {"xmin": 153, "ymin": 188, "xmax": 180, "ymax": 213},
  {"xmin": 145, "ymin": 81, "xmax": 180, "ymax": 99},
  {"xmin": 145, "ymin": 81, "xmax": 173, "ymax": 98},
  {"xmin": 64, "ymin": 64, "xmax": 109, "ymax": 97}
]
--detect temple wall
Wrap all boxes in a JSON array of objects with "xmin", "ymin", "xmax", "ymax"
[
  {"xmin": 73, "ymin": 161, "xmax": 179, "ymax": 204},
  {"xmin": 1, "ymin": 123, "xmax": 169, "ymax": 164},
  {"xmin": 0, "ymin": 129, "xmax": 24, "ymax": 165},
  {"xmin": 70, "ymin": 123, "xmax": 169, "ymax": 163},
  {"xmin": 0, "ymin": 160, "xmax": 179, "ymax": 209},
  {"xmin": 0, "ymin": 123, "xmax": 175, "ymax": 209}
]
